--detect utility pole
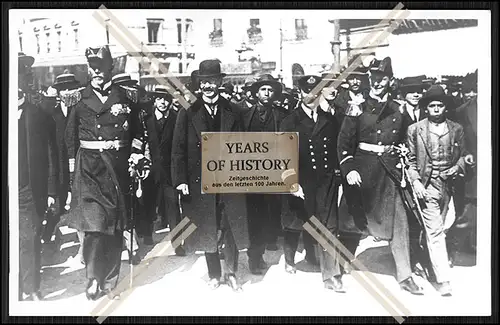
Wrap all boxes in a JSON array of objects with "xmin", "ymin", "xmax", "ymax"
[{"xmin": 330, "ymin": 19, "xmax": 341, "ymax": 73}]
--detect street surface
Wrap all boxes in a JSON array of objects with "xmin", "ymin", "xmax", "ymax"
[{"xmin": 15, "ymin": 215, "xmax": 486, "ymax": 318}]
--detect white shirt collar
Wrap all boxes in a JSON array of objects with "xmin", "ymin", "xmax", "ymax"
[
  {"xmin": 155, "ymin": 108, "xmax": 169, "ymax": 120},
  {"xmin": 349, "ymin": 90, "xmax": 363, "ymax": 100},
  {"xmin": 301, "ymin": 103, "xmax": 317, "ymax": 119},
  {"xmin": 203, "ymin": 94, "xmax": 219, "ymax": 104}
]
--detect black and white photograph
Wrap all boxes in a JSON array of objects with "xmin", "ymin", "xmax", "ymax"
[{"xmin": 6, "ymin": 5, "xmax": 493, "ymax": 319}]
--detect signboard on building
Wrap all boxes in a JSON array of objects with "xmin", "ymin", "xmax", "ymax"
[
  {"xmin": 221, "ymin": 62, "xmax": 253, "ymax": 75},
  {"xmin": 201, "ymin": 132, "xmax": 299, "ymax": 194}
]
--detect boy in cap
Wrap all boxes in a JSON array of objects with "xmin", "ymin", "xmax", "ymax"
[
  {"xmin": 406, "ymin": 85, "xmax": 473, "ymax": 296},
  {"xmin": 280, "ymin": 75, "xmax": 345, "ymax": 291}
]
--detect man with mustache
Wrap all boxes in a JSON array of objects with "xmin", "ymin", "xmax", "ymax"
[
  {"xmin": 65, "ymin": 46, "xmax": 151, "ymax": 300},
  {"xmin": 241, "ymin": 74, "xmax": 287, "ymax": 274},
  {"xmin": 171, "ymin": 59, "xmax": 248, "ymax": 292},
  {"xmin": 332, "ymin": 65, "xmax": 369, "ymax": 118},
  {"xmin": 406, "ymin": 85, "xmax": 472, "ymax": 296},
  {"xmin": 337, "ymin": 57, "xmax": 423, "ymax": 295}
]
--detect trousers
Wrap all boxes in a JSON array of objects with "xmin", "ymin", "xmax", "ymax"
[
  {"xmin": 421, "ymin": 177, "xmax": 452, "ymax": 283},
  {"xmin": 18, "ymin": 186, "xmax": 42, "ymax": 297},
  {"xmin": 83, "ymin": 231, "xmax": 123, "ymax": 291}
]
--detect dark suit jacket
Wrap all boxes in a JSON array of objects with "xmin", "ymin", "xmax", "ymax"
[
  {"xmin": 145, "ymin": 108, "xmax": 178, "ymax": 185},
  {"xmin": 241, "ymin": 104, "xmax": 289, "ymax": 132},
  {"xmin": 406, "ymin": 118, "xmax": 468, "ymax": 188}
]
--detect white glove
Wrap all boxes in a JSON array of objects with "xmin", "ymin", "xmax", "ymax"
[
  {"xmin": 47, "ymin": 196, "xmax": 55, "ymax": 208},
  {"xmin": 291, "ymin": 185, "xmax": 305, "ymax": 200},
  {"xmin": 65, "ymin": 192, "xmax": 72, "ymax": 211},
  {"xmin": 346, "ymin": 170, "xmax": 362, "ymax": 187},
  {"xmin": 176, "ymin": 184, "xmax": 189, "ymax": 196}
]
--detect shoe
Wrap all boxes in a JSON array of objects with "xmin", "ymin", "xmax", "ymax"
[
  {"xmin": 248, "ymin": 258, "xmax": 266, "ymax": 275},
  {"xmin": 143, "ymin": 236, "xmax": 154, "ymax": 246},
  {"xmin": 436, "ymin": 281, "xmax": 452, "ymax": 296},
  {"xmin": 400, "ymin": 277, "xmax": 424, "ymax": 295},
  {"xmin": 129, "ymin": 252, "xmax": 141, "ymax": 265},
  {"xmin": 175, "ymin": 245, "xmax": 186, "ymax": 256},
  {"xmin": 324, "ymin": 276, "xmax": 345, "ymax": 293},
  {"xmin": 208, "ymin": 278, "xmax": 220, "ymax": 290},
  {"xmin": 224, "ymin": 274, "xmax": 243, "ymax": 293},
  {"xmin": 266, "ymin": 243, "xmax": 279, "ymax": 251},
  {"xmin": 285, "ymin": 263, "xmax": 297, "ymax": 274},
  {"xmin": 86, "ymin": 279, "xmax": 100, "ymax": 301},
  {"xmin": 413, "ymin": 264, "xmax": 427, "ymax": 279},
  {"xmin": 101, "ymin": 289, "xmax": 121, "ymax": 300}
]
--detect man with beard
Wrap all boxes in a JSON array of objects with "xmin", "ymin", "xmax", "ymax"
[
  {"xmin": 140, "ymin": 85, "xmax": 184, "ymax": 254},
  {"xmin": 65, "ymin": 46, "xmax": 151, "ymax": 300},
  {"xmin": 337, "ymin": 57, "xmax": 423, "ymax": 295},
  {"xmin": 17, "ymin": 52, "xmax": 49, "ymax": 301},
  {"xmin": 406, "ymin": 85, "xmax": 472, "ymax": 296},
  {"xmin": 280, "ymin": 75, "xmax": 344, "ymax": 291},
  {"xmin": 241, "ymin": 74, "xmax": 287, "ymax": 274},
  {"xmin": 172, "ymin": 59, "xmax": 248, "ymax": 292}
]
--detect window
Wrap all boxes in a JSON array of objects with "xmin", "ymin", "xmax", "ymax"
[
  {"xmin": 209, "ymin": 19, "xmax": 223, "ymax": 46},
  {"xmin": 46, "ymin": 32, "xmax": 51, "ymax": 53},
  {"xmin": 73, "ymin": 28, "xmax": 79, "ymax": 49},
  {"xmin": 185, "ymin": 19, "xmax": 193, "ymax": 45},
  {"xmin": 18, "ymin": 32, "xmax": 23, "ymax": 52},
  {"xmin": 147, "ymin": 19, "xmax": 163, "ymax": 44},
  {"xmin": 247, "ymin": 19, "xmax": 262, "ymax": 44},
  {"xmin": 35, "ymin": 34, "xmax": 40, "ymax": 54},
  {"xmin": 176, "ymin": 19, "xmax": 182, "ymax": 44},
  {"xmin": 295, "ymin": 19, "xmax": 308, "ymax": 40},
  {"xmin": 57, "ymin": 31, "xmax": 62, "ymax": 52}
]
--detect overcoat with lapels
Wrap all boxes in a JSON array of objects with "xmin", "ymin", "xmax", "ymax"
[
  {"xmin": 65, "ymin": 84, "xmax": 147, "ymax": 235},
  {"xmin": 171, "ymin": 97, "xmax": 249, "ymax": 254}
]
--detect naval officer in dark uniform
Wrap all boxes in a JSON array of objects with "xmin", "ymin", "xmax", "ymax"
[
  {"xmin": 337, "ymin": 57, "xmax": 423, "ymax": 294},
  {"xmin": 65, "ymin": 46, "xmax": 151, "ymax": 300}
]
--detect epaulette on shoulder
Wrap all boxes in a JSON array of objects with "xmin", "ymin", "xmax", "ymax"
[
  {"xmin": 119, "ymin": 85, "xmax": 139, "ymax": 104},
  {"xmin": 60, "ymin": 87, "xmax": 84, "ymax": 107}
]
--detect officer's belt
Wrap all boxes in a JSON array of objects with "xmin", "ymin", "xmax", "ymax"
[
  {"xmin": 80, "ymin": 140, "xmax": 128, "ymax": 151},
  {"xmin": 358, "ymin": 142, "xmax": 392, "ymax": 153}
]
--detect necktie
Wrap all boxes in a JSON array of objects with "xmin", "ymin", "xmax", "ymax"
[
  {"xmin": 206, "ymin": 104, "xmax": 216, "ymax": 118},
  {"xmin": 257, "ymin": 107, "xmax": 267, "ymax": 122}
]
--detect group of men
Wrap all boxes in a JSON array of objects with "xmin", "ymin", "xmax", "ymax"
[{"xmin": 16, "ymin": 45, "xmax": 477, "ymax": 302}]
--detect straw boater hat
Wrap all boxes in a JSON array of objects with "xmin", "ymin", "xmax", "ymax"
[
  {"xmin": 111, "ymin": 73, "xmax": 139, "ymax": 87},
  {"xmin": 149, "ymin": 84, "xmax": 174, "ymax": 100},
  {"xmin": 52, "ymin": 73, "xmax": 81, "ymax": 91}
]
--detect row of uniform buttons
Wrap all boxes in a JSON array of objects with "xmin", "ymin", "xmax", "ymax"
[{"xmin": 309, "ymin": 138, "xmax": 329, "ymax": 169}]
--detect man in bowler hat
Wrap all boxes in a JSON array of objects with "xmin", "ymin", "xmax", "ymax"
[{"xmin": 171, "ymin": 59, "xmax": 248, "ymax": 292}]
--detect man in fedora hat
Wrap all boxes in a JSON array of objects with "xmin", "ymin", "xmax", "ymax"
[
  {"xmin": 337, "ymin": 57, "xmax": 424, "ymax": 295},
  {"xmin": 41, "ymin": 74, "xmax": 83, "ymax": 253},
  {"xmin": 139, "ymin": 85, "xmax": 184, "ymax": 254},
  {"xmin": 406, "ymin": 84, "xmax": 472, "ymax": 296},
  {"xmin": 172, "ymin": 59, "xmax": 248, "ymax": 292},
  {"xmin": 280, "ymin": 75, "xmax": 346, "ymax": 291},
  {"xmin": 64, "ymin": 45, "xmax": 151, "ymax": 300},
  {"xmin": 17, "ymin": 51, "xmax": 49, "ymax": 301},
  {"xmin": 240, "ymin": 74, "xmax": 287, "ymax": 274}
]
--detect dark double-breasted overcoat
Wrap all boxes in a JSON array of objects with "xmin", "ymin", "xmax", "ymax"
[
  {"xmin": 280, "ymin": 106, "xmax": 341, "ymax": 231},
  {"xmin": 171, "ymin": 98, "xmax": 249, "ymax": 254},
  {"xmin": 337, "ymin": 96, "xmax": 411, "ymax": 240}
]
